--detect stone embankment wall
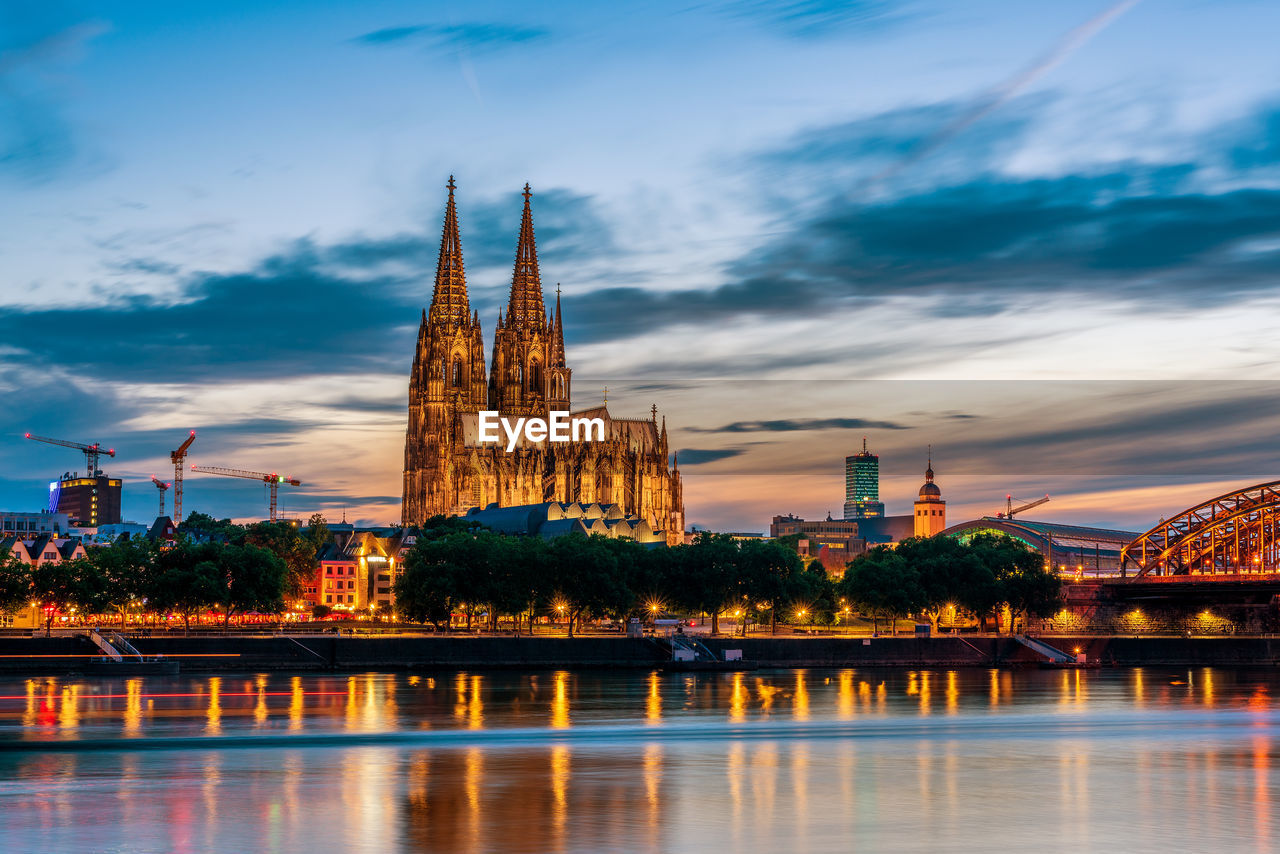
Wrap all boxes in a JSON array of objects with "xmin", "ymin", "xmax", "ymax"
[{"xmin": 3, "ymin": 634, "xmax": 1280, "ymax": 674}]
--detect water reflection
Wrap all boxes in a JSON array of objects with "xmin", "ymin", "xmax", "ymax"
[
  {"xmin": 646, "ymin": 671, "xmax": 662, "ymax": 723},
  {"xmin": 837, "ymin": 670, "xmax": 854, "ymax": 719},
  {"xmin": 205, "ymin": 676, "xmax": 221, "ymax": 733},
  {"xmin": 3, "ymin": 668, "xmax": 1280, "ymax": 852},
  {"xmin": 123, "ymin": 678, "xmax": 142, "ymax": 735},
  {"xmin": 730, "ymin": 672, "xmax": 747, "ymax": 721},
  {"xmin": 551, "ymin": 671, "xmax": 569, "ymax": 729}
]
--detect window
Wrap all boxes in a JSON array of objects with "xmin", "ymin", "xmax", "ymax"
[
  {"xmin": 326, "ymin": 566, "xmax": 333, "ymax": 575},
  {"xmin": 325, "ymin": 595, "xmax": 332, "ymax": 604},
  {"xmin": 452, "ymin": 359, "xmax": 463, "ymax": 387},
  {"xmin": 347, "ymin": 580, "xmax": 355, "ymax": 589},
  {"xmin": 347, "ymin": 595, "xmax": 354, "ymax": 603}
]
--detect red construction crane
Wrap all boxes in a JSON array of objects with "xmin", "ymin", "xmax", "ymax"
[
  {"xmin": 151, "ymin": 476, "xmax": 171, "ymax": 518},
  {"xmin": 997, "ymin": 493, "xmax": 1050, "ymax": 520},
  {"xmin": 189, "ymin": 465, "xmax": 301, "ymax": 522},
  {"xmin": 169, "ymin": 431, "xmax": 196, "ymax": 525},
  {"xmin": 24, "ymin": 433, "xmax": 116, "ymax": 477}
]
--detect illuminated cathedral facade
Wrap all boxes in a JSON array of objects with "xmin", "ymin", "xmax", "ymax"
[{"xmin": 402, "ymin": 179, "xmax": 684, "ymax": 545}]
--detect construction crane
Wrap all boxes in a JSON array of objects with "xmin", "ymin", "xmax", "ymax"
[
  {"xmin": 997, "ymin": 493, "xmax": 1050, "ymax": 519},
  {"xmin": 24, "ymin": 433, "xmax": 116, "ymax": 477},
  {"xmin": 151, "ymin": 476, "xmax": 170, "ymax": 518},
  {"xmin": 190, "ymin": 465, "xmax": 301, "ymax": 522},
  {"xmin": 169, "ymin": 431, "xmax": 196, "ymax": 525}
]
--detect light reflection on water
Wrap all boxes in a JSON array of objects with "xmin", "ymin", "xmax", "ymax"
[{"xmin": 0, "ymin": 667, "xmax": 1279, "ymax": 853}]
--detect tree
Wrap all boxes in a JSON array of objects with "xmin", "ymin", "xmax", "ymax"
[
  {"xmin": 968, "ymin": 534, "xmax": 1061, "ymax": 632},
  {"xmin": 497, "ymin": 536, "xmax": 546, "ymax": 634},
  {"xmin": 180, "ymin": 511, "xmax": 244, "ymax": 542},
  {"xmin": 895, "ymin": 536, "xmax": 988, "ymax": 630},
  {"xmin": 737, "ymin": 539, "xmax": 814, "ymax": 634},
  {"xmin": 396, "ymin": 534, "xmax": 467, "ymax": 631},
  {"xmin": 150, "ymin": 541, "xmax": 225, "ymax": 631},
  {"xmin": 676, "ymin": 532, "xmax": 742, "ymax": 635},
  {"xmin": 545, "ymin": 534, "xmax": 623, "ymax": 637},
  {"xmin": 86, "ymin": 536, "xmax": 156, "ymax": 627},
  {"xmin": 0, "ymin": 556, "xmax": 32, "ymax": 618},
  {"xmin": 244, "ymin": 521, "xmax": 316, "ymax": 599},
  {"xmin": 217, "ymin": 544, "xmax": 287, "ymax": 625},
  {"xmin": 785, "ymin": 562, "xmax": 836, "ymax": 631},
  {"xmin": 601, "ymin": 536, "xmax": 661, "ymax": 625},
  {"xmin": 29, "ymin": 558, "xmax": 107, "ymax": 636},
  {"xmin": 304, "ymin": 513, "xmax": 331, "ymax": 553},
  {"xmin": 839, "ymin": 546, "xmax": 923, "ymax": 635}
]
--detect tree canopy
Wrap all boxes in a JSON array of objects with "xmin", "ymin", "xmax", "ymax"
[{"xmin": 839, "ymin": 534, "xmax": 1061, "ymax": 633}]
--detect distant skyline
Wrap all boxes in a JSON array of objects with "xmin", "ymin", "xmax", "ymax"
[{"xmin": 6, "ymin": 0, "xmax": 1280, "ymax": 532}]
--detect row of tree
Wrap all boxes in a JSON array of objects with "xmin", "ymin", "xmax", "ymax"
[
  {"xmin": 396, "ymin": 520, "xmax": 830, "ymax": 636},
  {"xmin": 0, "ymin": 516, "xmax": 323, "ymax": 633},
  {"xmin": 395, "ymin": 520, "xmax": 1063, "ymax": 635},
  {"xmin": 839, "ymin": 533, "xmax": 1062, "ymax": 633},
  {"xmin": 0, "ymin": 509, "xmax": 1063, "ymax": 636}
]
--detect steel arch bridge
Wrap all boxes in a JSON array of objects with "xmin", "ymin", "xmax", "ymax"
[{"xmin": 1121, "ymin": 480, "xmax": 1280, "ymax": 578}]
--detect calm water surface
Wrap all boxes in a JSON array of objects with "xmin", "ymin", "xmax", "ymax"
[{"xmin": 1, "ymin": 666, "xmax": 1278, "ymax": 853}]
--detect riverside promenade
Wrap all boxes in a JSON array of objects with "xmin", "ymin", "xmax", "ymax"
[{"xmin": 4, "ymin": 633, "xmax": 1280, "ymax": 673}]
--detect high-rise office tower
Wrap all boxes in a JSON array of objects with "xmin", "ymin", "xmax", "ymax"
[{"xmin": 843, "ymin": 438, "xmax": 885, "ymax": 520}]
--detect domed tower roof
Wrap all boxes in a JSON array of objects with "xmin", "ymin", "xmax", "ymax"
[{"xmin": 917, "ymin": 447, "xmax": 942, "ymax": 500}]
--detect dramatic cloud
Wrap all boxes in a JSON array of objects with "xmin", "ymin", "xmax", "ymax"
[
  {"xmin": 672, "ymin": 448, "xmax": 745, "ymax": 465},
  {"xmin": 0, "ymin": 186, "xmax": 620, "ymax": 384},
  {"xmin": 688, "ymin": 417, "xmax": 909, "ymax": 434},
  {"xmin": 0, "ymin": 243, "xmax": 420, "ymax": 383},
  {"xmin": 551, "ymin": 98, "xmax": 1280, "ymax": 350}
]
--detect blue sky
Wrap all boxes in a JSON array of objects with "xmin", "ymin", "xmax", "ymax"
[{"xmin": 6, "ymin": 0, "xmax": 1280, "ymax": 532}]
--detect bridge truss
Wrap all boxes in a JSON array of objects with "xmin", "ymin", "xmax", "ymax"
[{"xmin": 1121, "ymin": 480, "xmax": 1280, "ymax": 578}]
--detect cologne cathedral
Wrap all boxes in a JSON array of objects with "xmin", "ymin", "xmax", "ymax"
[{"xmin": 401, "ymin": 179, "xmax": 685, "ymax": 545}]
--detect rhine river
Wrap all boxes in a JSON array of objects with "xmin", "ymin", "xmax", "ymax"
[{"xmin": 1, "ymin": 667, "xmax": 1278, "ymax": 853}]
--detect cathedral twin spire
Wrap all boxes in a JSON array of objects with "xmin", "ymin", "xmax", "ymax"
[
  {"xmin": 505, "ymin": 183, "xmax": 546, "ymax": 329},
  {"xmin": 428, "ymin": 176, "xmax": 470, "ymax": 326},
  {"xmin": 407, "ymin": 178, "xmax": 681, "ymax": 540},
  {"xmin": 426, "ymin": 178, "xmax": 555, "ymax": 331},
  {"xmin": 423, "ymin": 178, "xmax": 568, "ymax": 414}
]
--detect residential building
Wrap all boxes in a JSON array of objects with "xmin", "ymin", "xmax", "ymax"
[{"xmin": 3, "ymin": 535, "xmax": 87, "ymax": 566}]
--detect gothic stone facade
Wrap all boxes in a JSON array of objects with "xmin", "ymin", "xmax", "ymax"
[{"xmin": 402, "ymin": 180, "xmax": 684, "ymax": 545}]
